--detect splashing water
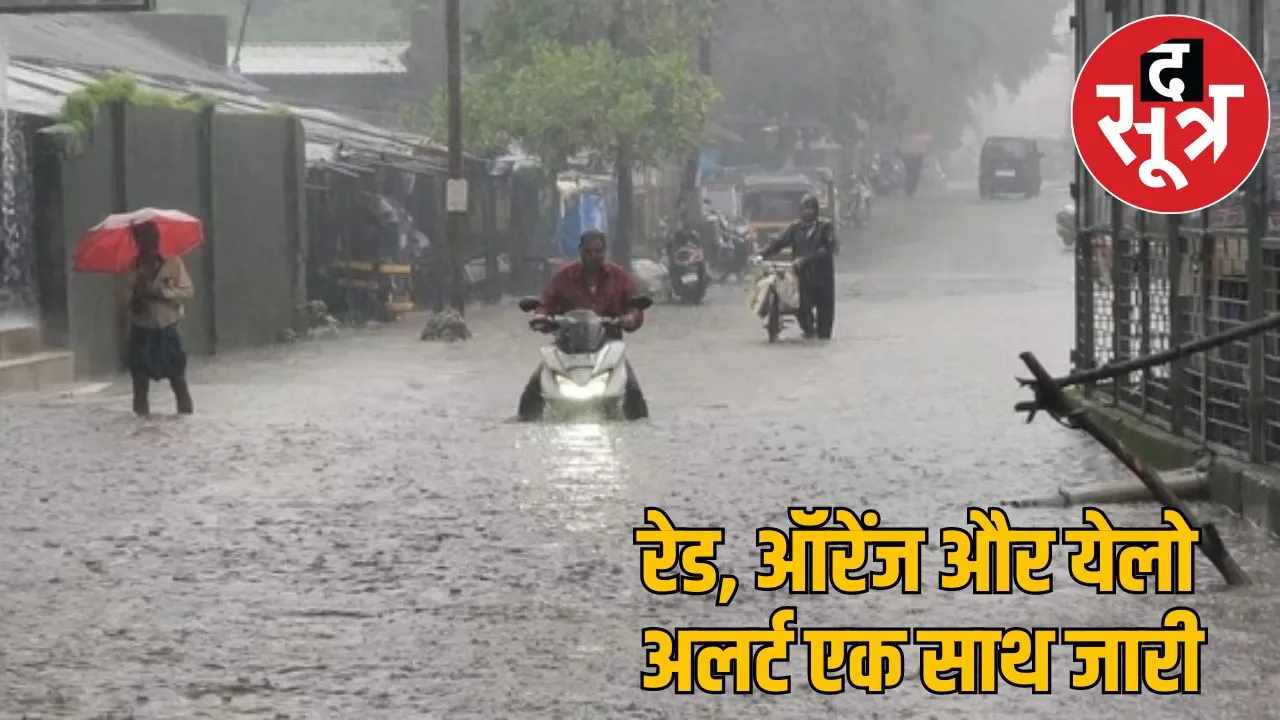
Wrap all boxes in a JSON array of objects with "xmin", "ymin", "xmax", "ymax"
[
  {"xmin": 0, "ymin": 33, "xmax": 39, "ymax": 326},
  {"xmin": 0, "ymin": 35, "xmax": 15, "ymax": 320}
]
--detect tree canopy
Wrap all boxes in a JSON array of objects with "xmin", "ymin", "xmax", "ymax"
[
  {"xmin": 437, "ymin": 0, "xmax": 721, "ymax": 173},
  {"xmin": 162, "ymin": 0, "xmax": 1065, "ymax": 150},
  {"xmin": 712, "ymin": 0, "xmax": 1066, "ymax": 147}
]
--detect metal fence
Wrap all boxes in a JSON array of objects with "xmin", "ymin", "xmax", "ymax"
[{"xmin": 1072, "ymin": 0, "xmax": 1280, "ymax": 464}]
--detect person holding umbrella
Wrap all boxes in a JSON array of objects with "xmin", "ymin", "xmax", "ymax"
[
  {"xmin": 74, "ymin": 208, "xmax": 203, "ymax": 416},
  {"xmin": 122, "ymin": 220, "xmax": 194, "ymax": 416}
]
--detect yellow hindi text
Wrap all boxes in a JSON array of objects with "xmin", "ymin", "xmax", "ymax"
[
  {"xmin": 1062, "ymin": 507, "xmax": 1199, "ymax": 594},
  {"xmin": 640, "ymin": 608, "xmax": 1207, "ymax": 696},
  {"xmin": 641, "ymin": 607, "xmax": 797, "ymax": 694},
  {"xmin": 633, "ymin": 507, "xmax": 740, "ymax": 605},
  {"xmin": 756, "ymin": 507, "xmax": 929, "ymax": 594},
  {"xmin": 939, "ymin": 507, "xmax": 1058, "ymax": 594}
]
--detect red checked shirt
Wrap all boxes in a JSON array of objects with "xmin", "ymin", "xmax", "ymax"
[{"xmin": 537, "ymin": 260, "xmax": 645, "ymax": 329}]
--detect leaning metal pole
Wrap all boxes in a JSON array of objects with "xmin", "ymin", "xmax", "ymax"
[
  {"xmin": 1017, "ymin": 351, "xmax": 1250, "ymax": 586},
  {"xmin": 1017, "ymin": 311, "xmax": 1280, "ymax": 394}
]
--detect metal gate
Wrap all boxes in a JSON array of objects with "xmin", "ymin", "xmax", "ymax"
[{"xmin": 1072, "ymin": 0, "xmax": 1280, "ymax": 464}]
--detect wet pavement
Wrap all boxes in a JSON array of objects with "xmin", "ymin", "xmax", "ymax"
[{"xmin": 4, "ymin": 186, "xmax": 1280, "ymax": 719}]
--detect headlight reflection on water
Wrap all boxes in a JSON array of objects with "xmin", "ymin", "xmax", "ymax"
[{"xmin": 538, "ymin": 422, "xmax": 624, "ymax": 533}]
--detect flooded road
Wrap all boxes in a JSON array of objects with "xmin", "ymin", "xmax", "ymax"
[{"xmin": 4, "ymin": 186, "xmax": 1280, "ymax": 719}]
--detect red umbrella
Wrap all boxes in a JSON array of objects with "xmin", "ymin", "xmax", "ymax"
[{"xmin": 73, "ymin": 208, "xmax": 204, "ymax": 274}]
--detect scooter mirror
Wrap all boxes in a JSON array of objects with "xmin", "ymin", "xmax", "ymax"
[
  {"xmin": 517, "ymin": 297, "xmax": 541, "ymax": 312},
  {"xmin": 631, "ymin": 296, "xmax": 654, "ymax": 311}
]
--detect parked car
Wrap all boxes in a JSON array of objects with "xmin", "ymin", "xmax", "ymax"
[{"xmin": 978, "ymin": 136, "xmax": 1043, "ymax": 199}]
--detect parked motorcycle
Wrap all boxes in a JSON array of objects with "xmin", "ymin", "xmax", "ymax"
[
  {"xmin": 867, "ymin": 154, "xmax": 903, "ymax": 196},
  {"xmin": 844, "ymin": 173, "xmax": 874, "ymax": 227},
  {"xmin": 664, "ymin": 237, "xmax": 711, "ymax": 304},
  {"xmin": 515, "ymin": 296, "xmax": 653, "ymax": 422}
]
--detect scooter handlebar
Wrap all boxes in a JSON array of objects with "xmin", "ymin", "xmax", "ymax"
[
  {"xmin": 530, "ymin": 315, "xmax": 623, "ymax": 333},
  {"xmin": 751, "ymin": 256, "xmax": 807, "ymax": 270}
]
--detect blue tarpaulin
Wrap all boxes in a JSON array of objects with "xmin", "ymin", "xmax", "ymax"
[
  {"xmin": 557, "ymin": 189, "xmax": 609, "ymax": 258},
  {"xmin": 699, "ymin": 150, "xmax": 720, "ymax": 176}
]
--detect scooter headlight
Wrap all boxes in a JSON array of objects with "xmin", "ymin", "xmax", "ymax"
[{"xmin": 556, "ymin": 372, "xmax": 610, "ymax": 400}]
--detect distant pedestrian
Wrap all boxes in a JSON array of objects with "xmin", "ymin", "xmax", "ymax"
[{"xmin": 122, "ymin": 220, "xmax": 194, "ymax": 416}]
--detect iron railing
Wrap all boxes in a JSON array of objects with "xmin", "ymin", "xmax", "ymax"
[{"xmin": 1073, "ymin": 0, "xmax": 1280, "ymax": 464}]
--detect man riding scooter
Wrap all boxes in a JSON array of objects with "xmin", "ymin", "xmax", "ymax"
[
  {"xmin": 519, "ymin": 229, "xmax": 649, "ymax": 420},
  {"xmin": 756, "ymin": 194, "xmax": 838, "ymax": 339}
]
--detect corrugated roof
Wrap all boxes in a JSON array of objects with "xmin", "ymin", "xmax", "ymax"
[
  {"xmin": 232, "ymin": 42, "xmax": 410, "ymax": 77},
  {"xmin": 4, "ymin": 61, "xmax": 453, "ymax": 171},
  {"xmin": 0, "ymin": 17, "xmax": 462, "ymax": 173},
  {"xmin": 0, "ymin": 13, "xmax": 260, "ymax": 92}
]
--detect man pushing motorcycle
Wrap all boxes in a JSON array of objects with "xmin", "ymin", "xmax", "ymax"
[
  {"xmin": 757, "ymin": 194, "xmax": 838, "ymax": 339},
  {"xmin": 519, "ymin": 229, "xmax": 649, "ymax": 419}
]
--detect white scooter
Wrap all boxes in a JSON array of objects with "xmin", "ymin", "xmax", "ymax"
[{"xmin": 516, "ymin": 296, "xmax": 653, "ymax": 421}]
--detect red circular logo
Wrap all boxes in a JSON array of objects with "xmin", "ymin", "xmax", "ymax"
[{"xmin": 1071, "ymin": 14, "xmax": 1270, "ymax": 215}]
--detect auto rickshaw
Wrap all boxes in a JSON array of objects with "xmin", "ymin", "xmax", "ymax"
[{"xmin": 740, "ymin": 173, "xmax": 832, "ymax": 256}]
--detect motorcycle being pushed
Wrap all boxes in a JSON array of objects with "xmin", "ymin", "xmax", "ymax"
[
  {"xmin": 746, "ymin": 257, "xmax": 803, "ymax": 343},
  {"xmin": 665, "ymin": 241, "xmax": 710, "ymax": 304},
  {"xmin": 516, "ymin": 296, "xmax": 654, "ymax": 422}
]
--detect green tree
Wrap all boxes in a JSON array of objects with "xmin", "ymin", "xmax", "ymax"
[
  {"xmin": 605, "ymin": 51, "xmax": 720, "ymax": 172},
  {"xmin": 467, "ymin": 0, "xmax": 722, "ymax": 264},
  {"xmin": 432, "ymin": 42, "xmax": 621, "ymax": 181},
  {"xmin": 430, "ymin": 39, "xmax": 719, "ymax": 258}
]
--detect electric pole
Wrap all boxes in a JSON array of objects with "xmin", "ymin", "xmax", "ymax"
[{"xmin": 445, "ymin": 0, "xmax": 469, "ymax": 316}]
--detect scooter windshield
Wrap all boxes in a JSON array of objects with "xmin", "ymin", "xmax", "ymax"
[{"xmin": 556, "ymin": 310, "xmax": 609, "ymax": 354}]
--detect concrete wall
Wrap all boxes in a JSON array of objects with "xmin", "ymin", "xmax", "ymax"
[
  {"xmin": 54, "ymin": 112, "xmax": 120, "ymax": 378},
  {"xmin": 34, "ymin": 102, "xmax": 306, "ymax": 379},
  {"xmin": 123, "ymin": 103, "xmax": 214, "ymax": 356},
  {"xmin": 209, "ymin": 112, "xmax": 303, "ymax": 350}
]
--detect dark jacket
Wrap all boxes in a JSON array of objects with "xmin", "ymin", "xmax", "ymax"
[{"xmin": 762, "ymin": 219, "xmax": 837, "ymax": 280}]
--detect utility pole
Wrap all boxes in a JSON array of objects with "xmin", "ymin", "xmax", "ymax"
[
  {"xmin": 444, "ymin": 0, "xmax": 468, "ymax": 316},
  {"xmin": 230, "ymin": 0, "xmax": 255, "ymax": 73}
]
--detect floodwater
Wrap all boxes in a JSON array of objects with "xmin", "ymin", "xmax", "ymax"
[{"xmin": 4, "ymin": 185, "xmax": 1280, "ymax": 719}]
